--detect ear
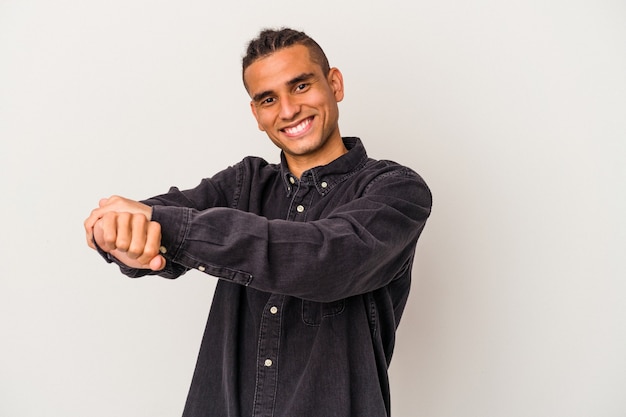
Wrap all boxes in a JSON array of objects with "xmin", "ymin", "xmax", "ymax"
[
  {"xmin": 249, "ymin": 101, "xmax": 265, "ymax": 131},
  {"xmin": 327, "ymin": 68, "xmax": 344, "ymax": 102}
]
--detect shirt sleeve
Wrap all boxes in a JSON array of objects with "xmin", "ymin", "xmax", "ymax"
[
  {"xmin": 96, "ymin": 163, "xmax": 241, "ymax": 280},
  {"xmin": 150, "ymin": 166, "xmax": 432, "ymax": 302}
]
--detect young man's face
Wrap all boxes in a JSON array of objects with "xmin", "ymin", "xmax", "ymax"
[{"xmin": 244, "ymin": 44, "xmax": 345, "ymax": 173}]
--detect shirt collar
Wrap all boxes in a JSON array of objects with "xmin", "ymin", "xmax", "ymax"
[{"xmin": 280, "ymin": 137, "xmax": 368, "ymax": 196}]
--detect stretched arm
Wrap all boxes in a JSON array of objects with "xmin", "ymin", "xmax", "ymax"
[{"xmin": 150, "ymin": 168, "xmax": 431, "ymax": 301}]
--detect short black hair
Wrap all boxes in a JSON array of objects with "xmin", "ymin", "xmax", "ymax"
[{"xmin": 242, "ymin": 28, "xmax": 330, "ymax": 88}]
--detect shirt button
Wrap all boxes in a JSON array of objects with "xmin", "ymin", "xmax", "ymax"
[
  {"xmin": 264, "ymin": 359, "xmax": 273, "ymax": 367},
  {"xmin": 159, "ymin": 246, "xmax": 167, "ymax": 254},
  {"xmin": 296, "ymin": 205, "xmax": 305, "ymax": 213},
  {"xmin": 289, "ymin": 177, "xmax": 296, "ymax": 184},
  {"xmin": 270, "ymin": 306, "xmax": 278, "ymax": 314},
  {"xmin": 198, "ymin": 266, "xmax": 206, "ymax": 272},
  {"xmin": 321, "ymin": 181, "xmax": 328, "ymax": 188}
]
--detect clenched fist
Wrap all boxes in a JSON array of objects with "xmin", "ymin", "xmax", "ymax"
[{"xmin": 85, "ymin": 196, "xmax": 165, "ymax": 271}]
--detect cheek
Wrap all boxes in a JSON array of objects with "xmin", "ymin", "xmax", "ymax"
[
  {"xmin": 319, "ymin": 98, "xmax": 339, "ymax": 123},
  {"xmin": 313, "ymin": 91, "xmax": 339, "ymax": 116},
  {"xmin": 254, "ymin": 111, "xmax": 273, "ymax": 131}
]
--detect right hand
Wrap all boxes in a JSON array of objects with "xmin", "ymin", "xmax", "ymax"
[{"xmin": 91, "ymin": 211, "xmax": 166, "ymax": 271}]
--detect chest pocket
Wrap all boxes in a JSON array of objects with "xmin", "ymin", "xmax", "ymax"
[{"xmin": 302, "ymin": 299, "xmax": 346, "ymax": 326}]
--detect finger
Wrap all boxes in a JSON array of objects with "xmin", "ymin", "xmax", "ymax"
[
  {"xmin": 86, "ymin": 197, "xmax": 126, "ymax": 238},
  {"xmin": 126, "ymin": 214, "xmax": 149, "ymax": 259},
  {"xmin": 137, "ymin": 221, "xmax": 162, "ymax": 265},
  {"xmin": 90, "ymin": 217, "xmax": 106, "ymax": 250},
  {"xmin": 84, "ymin": 206, "xmax": 106, "ymax": 249},
  {"xmin": 101, "ymin": 195, "xmax": 126, "ymax": 208},
  {"xmin": 100, "ymin": 195, "xmax": 152, "ymax": 219},
  {"xmin": 85, "ymin": 215, "xmax": 96, "ymax": 249},
  {"xmin": 99, "ymin": 212, "xmax": 120, "ymax": 252},
  {"xmin": 98, "ymin": 195, "xmax": 126, "ymax": 211},
  {"xmin": 114, "ymin": 212, "xmax": 133, "ymax": 252},
  {"xmin": 108, "ymin": 248, "xmax": 152, "ymax": 270},
  {"xmin": 92, "ymin": 218, "xmax": 104, "ymax": 248},
  {"xmin": 149, "ymin": 255, "xmax": 166, "ymax": 271}
]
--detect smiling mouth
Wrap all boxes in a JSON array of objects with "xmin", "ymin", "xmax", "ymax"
[{"xmin": 281, "ymin": 117, "xmax": 313, "ymax": 137}]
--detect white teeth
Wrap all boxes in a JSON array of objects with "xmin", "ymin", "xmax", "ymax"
[{"xmin": 284, "ymin": 118, "xmax": 311, "ymax": 135}]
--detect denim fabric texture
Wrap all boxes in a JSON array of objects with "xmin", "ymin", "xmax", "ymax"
[{"xmin": 102, "ymin": 137, "xmax": 432, "ymax": 416}]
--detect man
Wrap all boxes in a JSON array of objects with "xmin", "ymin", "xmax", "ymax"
[{"xmin": 85, "ymin": 28, "xmax": 432, "ymax": 417}]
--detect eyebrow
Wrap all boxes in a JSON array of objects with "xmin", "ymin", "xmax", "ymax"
[
  {"xmin": 252, "ymin": 72, "xmax": 316, "ymax": 103},
  {"xmin": 287, "ymin": 72, "xmax": 315, "ymax": 87}
]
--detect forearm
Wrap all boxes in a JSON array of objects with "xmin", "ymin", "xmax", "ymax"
[
  {"xmin": 151, "ymin": 191, "xmax": 430, "ymax": 301},
  {"xmin": 87, "ymin": 165, "xmax": 240, "ymax": 279}
]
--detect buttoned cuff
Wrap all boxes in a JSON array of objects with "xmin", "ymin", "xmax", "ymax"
[{"xmin": 150, "ymin": 205, "xmax": 253, "ymax": 286}]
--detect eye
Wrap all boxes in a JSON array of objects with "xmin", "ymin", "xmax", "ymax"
[
  {"xmin": 261, "ymin": 97, "xmax": 275, "ymax": 106},
  {"xmin": 295, "ymin": 83, "xmax": 309, "ymax": 92}
]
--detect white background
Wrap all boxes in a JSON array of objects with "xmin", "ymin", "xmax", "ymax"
[{"xmin": 1, "ymin": 1, "xmax": 625, "ymax": 416}]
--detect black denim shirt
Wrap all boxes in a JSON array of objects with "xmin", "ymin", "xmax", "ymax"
[{"xmin": 104, "ymin": 138, "xmax": 431, "ymax": 417}]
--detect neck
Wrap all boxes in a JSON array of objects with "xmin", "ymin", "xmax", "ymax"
[{"xmin": 286, "ymin": 138, "xmax": 348, "ymax": 179}]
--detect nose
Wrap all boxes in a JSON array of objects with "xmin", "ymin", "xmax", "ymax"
[{"xmin": 278, "ymin": 95, "xmax": 300, "ymax": 120}]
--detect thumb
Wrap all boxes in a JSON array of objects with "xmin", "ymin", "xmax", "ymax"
[
  {"xmin": 149, "ymin": 254, "xmax": 166, "ymax": 271},
  {"xmin": 98, "ymin": 197, "xmax": 109, "ymax": 207}
]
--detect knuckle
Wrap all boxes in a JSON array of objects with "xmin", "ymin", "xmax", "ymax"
[
  {"xmin": 132, "ymin": 213, "xmax": 147, "ymax": 225},
  {"xmin": 102, "ymin": 228, "xmax": 115, "ymax": 243},
  {"xmin": 143, "ymin": 243, "xmax": 158, "ymax": 257},
  {"xmin": 101, "ymin": 211, "xmax": 115, "ymax": 220},
  {"xmin": 116, "ymin": 236, "xmax": 131, "ymax": 250},
  {"xmin": 101, "ymin": 234, "xmax": 116, "ymax": 250},
  {"xmin": 126, "ymin": 247, "xmax": 141, "ymax": 259},
  {"xmin": 142, "ymin": 246, "xmax": 159, "ymax": 262}
]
